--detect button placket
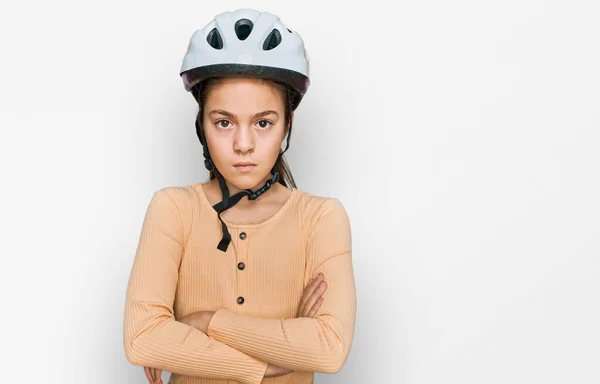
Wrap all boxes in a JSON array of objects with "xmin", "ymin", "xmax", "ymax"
[{"xmin": 235, "ymin": 228, "xmax": 249, "ymax": 308}]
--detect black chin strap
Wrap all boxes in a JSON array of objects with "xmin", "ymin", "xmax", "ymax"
[{"xmin": 212, "ymin": 170, "xmax": 280, "ymax": 252}]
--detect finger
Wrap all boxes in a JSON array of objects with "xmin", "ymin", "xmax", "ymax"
[
  {"xmin": 307, "ymin": 297, "xmax": 323, "ymax": 318},
  {"xmin": 150, "ymin": 368, "xmax": 157, "ymax": 383},
  {"xmin": 306, "ymin": 298, "xmax": 321, "ymax": 318},
  {"xmin": 156, "ymin": 369, "xmax": 163, "ymax": 384},
  {"xmin": 297, "ymin": 277, "xmax": 317, "ymax": 314},
  {"xmin": 152, "ymin": 368, "xmax": 160, "ymax": 384},
  {"xmin": 302, "ymin": 280, "xmax": 326, "ymax": 317},
  {"xmin": 302, "ymin": 280, "xmax": 327, "ymax": 317},
  {"xmin": 298, "ymin": 275, "xmax": 323, "ymax": 314},
  {"xmin": 144, "ymin": 367, "xmax": 153, "ymax": 384}
]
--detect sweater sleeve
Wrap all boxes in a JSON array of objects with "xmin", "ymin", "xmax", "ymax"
[
  {"xmin": 123, "ymin": 189, "xmax": 268, "ymax": 384},
  {"xmin": 206, "ymin": 198, "xmax": 356, "ymax": 374}
]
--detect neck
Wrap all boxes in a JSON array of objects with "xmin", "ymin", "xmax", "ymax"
[{"xmin": 213, "ymin": 174, "xmax": 276, "ymax": 198}]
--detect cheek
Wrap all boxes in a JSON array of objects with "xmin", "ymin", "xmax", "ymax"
[
  {"xmin": 204, "ymin": 131, "xmax": 227, "ymax": 161},
  {"xmin": 262, "ymin": 134, "xmax": 285, "ymax": 158}
]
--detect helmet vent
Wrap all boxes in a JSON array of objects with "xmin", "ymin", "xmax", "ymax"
[
  {"xmin": 263, "ymin": 29, "xmax": 282, "ymax": 50},
  {"xmin": 206, "ymin": 28, "xmax": 223, "ymax": 49},
  {"xmin": 235, "ymin": 19, "xmax": 253, "ymax": 40}
]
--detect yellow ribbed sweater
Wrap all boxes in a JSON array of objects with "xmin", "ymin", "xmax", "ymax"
[{"xmin": 123, "ymin": 182, "xmax": 356, "ymax": 384}]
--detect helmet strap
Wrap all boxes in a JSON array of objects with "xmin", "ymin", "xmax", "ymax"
[{"xmin": 211, "ymin": 169, "xmax": 280, "ymax": 252}]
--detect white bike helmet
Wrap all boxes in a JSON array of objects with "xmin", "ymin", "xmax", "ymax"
[{"xmin": 180, "ymin": 8, "xmax": 310, "ymax": 108}]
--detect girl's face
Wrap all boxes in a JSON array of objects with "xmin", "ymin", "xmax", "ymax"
[{"xmin": 203, "ymin": 77, "xmax": 288, "ymax": 192}]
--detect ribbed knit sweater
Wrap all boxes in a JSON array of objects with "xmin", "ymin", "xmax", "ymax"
[{"xmin": 123, "ymin": 182, "xmax": 356, "ymax": 384}]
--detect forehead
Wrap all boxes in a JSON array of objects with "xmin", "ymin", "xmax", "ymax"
[{"xmin": 205, "ymin": 77, "xmax": 284, "ymax": 112}]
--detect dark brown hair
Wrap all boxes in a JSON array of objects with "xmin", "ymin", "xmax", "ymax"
[{"xmin": 193, "ymin": 77, "xmax": 299, "ymax": 189}]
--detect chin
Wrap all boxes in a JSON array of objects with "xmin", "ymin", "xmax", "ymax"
[{"xmin": 225, "ymin": 173, "xmax": 267, "ymax": 191}]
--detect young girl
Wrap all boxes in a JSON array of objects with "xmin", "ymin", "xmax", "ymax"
[{"xmin": 123, "ymin": 9, "xmax": 356, "ymax": 384}]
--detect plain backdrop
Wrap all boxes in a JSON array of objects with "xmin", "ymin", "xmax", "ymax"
[{"xmin": 1, "ymin": 0, "xmax": 599, "ymax": 383}]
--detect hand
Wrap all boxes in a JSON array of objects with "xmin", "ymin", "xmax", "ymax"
[
  {"xmin": 296, "ymin": 273, "xmax": 327, "ymax": 318},
  {"xmin": 143, "ymin": 367, "xmax": 163, "ymax": 384},
  {"xmin": 179, "ymin": 311, "xmax": 215, "ymax": 334},
  {"xmin": 264, "ymin": 363, "xmax": 292, "ymax": 378}
]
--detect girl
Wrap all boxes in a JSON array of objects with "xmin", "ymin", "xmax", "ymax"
[{"xmin": 123, "ymin": 8, "xmax": 356, "ymax": 384}]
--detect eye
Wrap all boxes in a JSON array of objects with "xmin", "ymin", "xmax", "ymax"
[
  {"xmin": 216, "ymin": 119, "xmax": 232, "ymax": 128},
  {"xmin": 257, "ymin": 119, "xmax": 273, "ymax": 129}
]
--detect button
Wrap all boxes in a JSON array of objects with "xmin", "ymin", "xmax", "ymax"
[
  {"xmin": 237, "ymin": 262, "xmax": 246, "ymax": 270},
  {"xmin": 239, "ymin": 232, "xmax": 247, "ymax": 240},
  {"xmin": 237, "ymin": 296, "xmax": 245, "ymax": 305}
]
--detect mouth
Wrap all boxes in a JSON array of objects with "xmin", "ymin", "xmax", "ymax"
[{"xmin": 234, "ymin": 163, "xmax": 256, "ymax": 172}]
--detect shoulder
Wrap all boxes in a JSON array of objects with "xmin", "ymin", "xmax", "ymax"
[
  {"xmin": 150, "ymin": 183, "xmax": 197, "ymax": 210},
  {"xmin": 143, "ymin": 182, "xmax": 205, "ymax": 242},
  {"xmin": 292, "ymin": 188, "xmax": 350, "ymax": 228},
  {"xmin": 146, "ymin": 182, "xmax": 201, "ymax": 230}
]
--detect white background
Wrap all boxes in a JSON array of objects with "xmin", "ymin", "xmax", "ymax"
[{"xmin": 1, "ymin": 0, "xmax": 599, "ymax": 383}]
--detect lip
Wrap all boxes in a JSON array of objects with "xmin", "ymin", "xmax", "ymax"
[{"xmin": 234, "ymin": 163, "xmax": 256, "ymax": 172}]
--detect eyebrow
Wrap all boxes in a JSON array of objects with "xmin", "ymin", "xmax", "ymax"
[{"xmin": 208, "ymin": 109, "xmax": 279, "ymax": 119}]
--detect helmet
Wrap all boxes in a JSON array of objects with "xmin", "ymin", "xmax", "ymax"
[
  {"xmin": 180, "ymin": 9, "xmax": 310, "ymax": 253},
  {"xmin": 180, "ymin": 8, "xmax": 310, "ymax": 107}
]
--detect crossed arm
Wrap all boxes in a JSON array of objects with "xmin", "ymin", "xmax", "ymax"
[{"xmin": 123, "ymin": 189, "xmax": 356, "ymax": 383}]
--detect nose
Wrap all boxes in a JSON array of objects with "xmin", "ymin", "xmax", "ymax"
[{"xmin": 233, "ymin": 124, "xmax": 254, "ymax": 154}]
